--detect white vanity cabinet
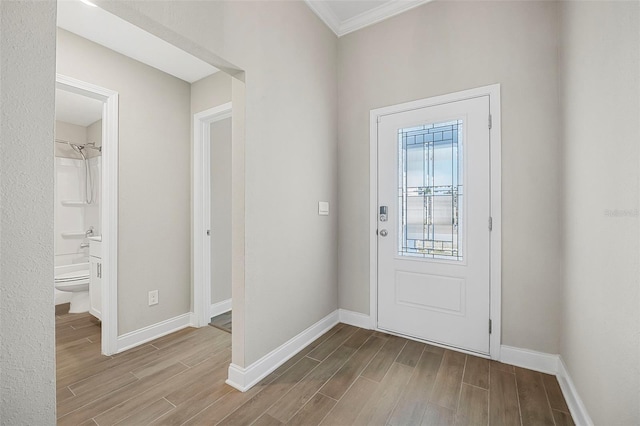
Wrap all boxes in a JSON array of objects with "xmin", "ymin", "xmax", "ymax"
[{"xmin": 89, "ymin": 237, "xmax": 102, "ymax": 320}]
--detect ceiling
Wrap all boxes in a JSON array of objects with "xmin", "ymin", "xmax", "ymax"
[
  {"xmin": 56, "ymin": 0, "xmax": 432, "ymax": 82},
  {"xmin": 55, "ymin": 88, "xmax": 103, "ymax": 127},
  {"xmin": 304, "ymin": 0, "xmax": 434, "ymax": 37},
  {"xmin": 56, "ymin": 0, "xmax": 218, "ymax": 83}
]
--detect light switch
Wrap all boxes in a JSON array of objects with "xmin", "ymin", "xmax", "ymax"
[{"xmin": 318, "ymin": 201, "xmax": 329, "ymax": 216}]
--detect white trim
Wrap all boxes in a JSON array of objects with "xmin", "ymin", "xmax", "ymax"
[
  {"xmin": 488, "ymin": 86, "xmax": 502, "ymax": 361},
  {"xmin": 210, "ymin": 299, "xmax": 232, "ymax": 318},
  {"xmin": 303, "ymin": 0, "xmax": 341, "ymax": 36},
  {"xmin": 499, "ymin": 347, "xmax": 593, "ymax": 425},
  {"xmin": 502, "ymin": 347, "xmax": 593, "ymax": 425},
  {"xmin": 499, "ymin": 345, "xmax": 558, "ymax": 375},
  {"xmin": 193, "ymin": 102, "xmax": 233, "ymax": 327},
  {"xmin": 557, "ymin": 357, "xmax": 594, "ymax": 426},
  {"xmin": 225, "ymin": 310, "xmax": 339, "ymax": 392},
  {"xmin": 369, "ymin": 84, "xmax": 502, "ymax": 360},
  {"xmin": 338, "ymin": 309, "xmax": 372, "ymax": 330},
  {"xmin": 56, "ymin": 74, "xmax": 119, "ymax": 356},
  {"xmin": 304, "ymin": 0, "xmax": 434, "ymax": 37},
  {"xmin": 338, "ymin": 0, "xmax": 434, "ymax": 37},
  {"xmin": 116, "ymin": 313, "xmax": 193, "ymax": 353}
]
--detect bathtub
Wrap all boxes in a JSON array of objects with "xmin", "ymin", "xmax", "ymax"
[{"xmin": 54, "ymin": 261, "xmax": 90, "ymax": 305}]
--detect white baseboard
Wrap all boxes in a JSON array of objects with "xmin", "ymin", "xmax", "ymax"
[
  {"xmin": 557, "ymin": 357, "xmax": 594, "ymax": 426},
  {"xmin": 223, "ymin": 308, "xmax": 591, "ymax": 424},
  {"xmin": 116, "ymin": 313, "xmax": 193, "ymax": 353},
  {"xmin": 500, "ymin": 345, "xmax": 559, "ymax": 375},
  {"xmin": 210, "ymin": 299, "xmax": 232, "ymax": 318},
  {"xmin": 226, "ymin": 310, "xmax": 339, "ymax": 392},
  {"xmin": 338, "ymin": 309, "xmax": 372, "ymax": 329},
  {"xmin": 500, "ymin": 345, "xmax": 593, "ymax": 425}
]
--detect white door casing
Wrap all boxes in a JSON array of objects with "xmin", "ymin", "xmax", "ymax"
[
  {"xmin": 56, "ymin": 74, "xmax": 119, "ymax": 355},
  {"xmin": 369, "ymin": 85, "xmax": 502, "ymax": 359},
  {"xmin": 193, "ymin": 102, "xmax": 232, "ymax": 327}
]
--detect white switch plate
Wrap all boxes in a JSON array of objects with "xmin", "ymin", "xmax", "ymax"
[
  {"xmin": 148, "ymin": 290, "xmax": 159, "ymax": 306},
  {"xmin": 318, "ymin": 201, "xmax": 329, "ymax": 216}
]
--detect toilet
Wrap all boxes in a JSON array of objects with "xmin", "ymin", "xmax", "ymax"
[{"xmin": 55, "ymin": 267, "xmax": 90, "ymax": 313}]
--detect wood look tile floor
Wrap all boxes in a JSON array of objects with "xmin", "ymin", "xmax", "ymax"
[
  {"xmin": 56, "ymin": 312, "xmax": 574, "ymax": 425},
  {"xmin": 209, "ymin": 312, "xmax": 232, "ymax": 334}
]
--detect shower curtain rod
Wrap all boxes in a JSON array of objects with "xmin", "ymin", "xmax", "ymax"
[{"xmin": 55, "ymin": 139, "xmax": 101, "ymax": 151}]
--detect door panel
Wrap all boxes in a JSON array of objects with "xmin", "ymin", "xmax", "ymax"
[{"xmin": 377, "ymin": 96, "xmax": 490, "ymax": 354}]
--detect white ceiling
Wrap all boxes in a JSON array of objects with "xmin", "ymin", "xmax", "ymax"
[
  {"xmin": 56, "ymin": 0, "xmax": 218, "ymax": 83},
  {"xmin": 55, "ymin": 88, "xmax": 103, "ymax": 127},
  {"xmin": 304, "ymin": 0, "xmax": 433, "ymax": 37}
]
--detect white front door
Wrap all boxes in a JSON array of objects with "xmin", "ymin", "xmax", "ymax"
[{"xmin": 377, "ymin": 95, "xmax": 491, "ymax": 354}]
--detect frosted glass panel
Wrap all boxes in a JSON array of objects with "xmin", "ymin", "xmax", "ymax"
[{"xmin": 398, "ymin": 120, "xmax": 463, "ymax": 260}]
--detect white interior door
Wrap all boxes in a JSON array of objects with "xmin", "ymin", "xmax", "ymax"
[{"xmin": 377, "ymin": 95, "xmax": 491, "ymax": 354}]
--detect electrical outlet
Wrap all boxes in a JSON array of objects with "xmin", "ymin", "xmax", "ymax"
[{"xmin": 148, "ymin": 290, "xmax": 159, "ymax": 306}]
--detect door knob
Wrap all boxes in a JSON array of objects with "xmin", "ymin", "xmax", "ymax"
[{"xmin": 379, "ymin": 229, "xmax": 388, "ymax": 237}]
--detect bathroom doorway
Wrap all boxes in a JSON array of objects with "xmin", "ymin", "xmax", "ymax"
[
  {"xmin": 54, "ymin": 75, "xmax": 119, "ymax": 355},
  {"xmin": 54, "ymin": 0, "xmax": 247, "ymax": 386}
]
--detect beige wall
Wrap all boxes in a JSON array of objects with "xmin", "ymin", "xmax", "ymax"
[
  {"xmin": 57, "ymin": 29, "xmax": 192, "ymax": 334},
  {"xmin": 225, "ymin": 2, "xmax": 338, "ymax": 365},
  {"xmin": 112, "ymin": 0, "xmax": 340, "ymax": 365},
  {"xmin": 191, "ymin": 72, "xmax": 232, "ymax": 115},
  {"xmin": 559, "ymin": 2, "xmax": 640, "ymax": 423},
  {"xmin": 0, "ymin": 1, "xmax": 57, "ymax": 423},
  {"xmin": 337, "ymin": 0, "xmax": 563, "ymax": 354}
]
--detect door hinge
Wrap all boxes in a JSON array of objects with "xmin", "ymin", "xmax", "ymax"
[
  {"xmin": 489, "ymin": 319, "xmax": 492, "ymax": 334},
  {"xmin": 488, "ymin": 114, "xmax": 492, "ymax": 129},
  {"xmin": 206, "ymin": 230, "xmax": 211, "ymax": 236},
  {"xmin": 488, "ymin": 217, "xmax": 493, "ymax": 231}
]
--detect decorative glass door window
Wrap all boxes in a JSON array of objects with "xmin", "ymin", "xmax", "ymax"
[{"xmin": 398, "ymin": 119, "xmax": 463, "ymax": 260}]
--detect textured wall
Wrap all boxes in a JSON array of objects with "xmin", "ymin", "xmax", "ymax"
[
  {"xmin": 0, "ymin": 1, "xmax": 57, "ymax": 423},
  {"xmin": 337, "ymin": 0, "xmax": 563, "ymax": 354},
  {"xmin": 57, "ymin": 29, "xmax": 192, "ymax": 334},
  {"xmin": 559, "ymin": 2, "xmax": 640, "ymax": 423}
]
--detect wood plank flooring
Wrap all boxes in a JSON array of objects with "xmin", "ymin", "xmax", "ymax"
[
  {"xmin": 56, "ymin": 311, "xmax": 574, "ymax": 425},
  {"xmin": 210, "ymin": 312, "xmax": 232, "ymax": 334}
]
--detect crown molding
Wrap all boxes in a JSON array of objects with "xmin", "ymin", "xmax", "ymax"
[
  {"xmin": 304, "ymin": 0, "xmax": 341, "ymax": 35},
  {"xmin": 340, "ymin": 0, "xmax": 433, "ymax": 36},
  {"xmin": 305, "ymin": 0, "xmax": 434, "ymax": 37}
]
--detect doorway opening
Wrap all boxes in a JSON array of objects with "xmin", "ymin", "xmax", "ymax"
[
  {"xmin": 55, "ymin": 74, "xmax": 119, "ymax": 355},
  {"xmin": 54, "ymin": 0, "xmax": 246, "ymax": 399},
  {"xmin": 194, "ymin": 102, "xmax": 233, "ymax": 329}
]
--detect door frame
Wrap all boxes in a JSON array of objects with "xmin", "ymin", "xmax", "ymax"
[
  {"xmin": 369, "ymin": 84, "xmax": 502, "ymax": 360},
  {"xmin": 56, "ymin": 73, "xmax": 119, "ymax": 355},
  {"xmin": 193, "ymin": 102, "xmax": 233, "ymax": 327}
]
